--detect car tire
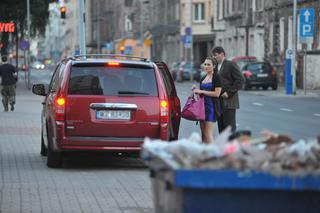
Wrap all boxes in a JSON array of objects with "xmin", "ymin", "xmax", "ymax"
[
  {"xmin": 262, "ymin": 86, "xmax": 268, "ymax": 90},
  {"xmin": 244, "ymin": 84, "xmax": 250, "ymax": 90},
  {"xmin": 272, "ymin": 84, "xmax": 278, "ymax": 90},
  {"xmin": 40, "ymin": 131, "xmax": 47, "ymax": 156},
  {"xmin": 47, "ymin": 142, "xmax": 63, "ymax": 168}
]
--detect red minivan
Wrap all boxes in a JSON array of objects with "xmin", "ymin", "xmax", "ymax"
[{"xmin": 32, "ymin": 55, "xmax": 181, "ymax": 168}]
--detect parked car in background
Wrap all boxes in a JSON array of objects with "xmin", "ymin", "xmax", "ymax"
[
  {"xmin": 229, "ymin": 56, "xmax": 257, "ymax": 70},
  {"xmin": 170, "ymin": 62, "xmax": 180, "ymax": 81},
  {"xmin": 178, "ymin": 61, "xmax": 201, "ymax": 82},
  {"xmin": 242, "ymin": 61, "xmax": 278, "ymax": 90},
  {"xmin": 32, "ymin": 54, "xmax": 181, "ymax": 168}
]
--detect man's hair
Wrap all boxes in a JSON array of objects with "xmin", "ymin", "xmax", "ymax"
[
  {"xmin": 211, "ymin": 46, "xmax": 225, "ymax": 56},
  {"xmin": 1, "ymin": 55, "xmax": 8, "ymax": 62}
]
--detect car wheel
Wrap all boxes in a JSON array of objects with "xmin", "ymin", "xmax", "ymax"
[
  {"xmin": 47, "ymin": 142, "xmax": 63, "ymax": 168},
  {"xmin": 262, "ymin": 86, "xmax": 268, "ymax": 90},
  {"xmin": 40, "ymin": 131, "xmax": 47, "ymax": 156},
  {"xmin": 272, "ymin": 84, "xmax": 278, "ymax": 90},
  {"xmin": 244, "ymin": 83, "xmax": 250, "ymax": 90}
]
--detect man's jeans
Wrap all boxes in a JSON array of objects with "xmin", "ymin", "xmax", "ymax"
[{"xmin": 1, "ymin": 84, "xmax": 16, "ymax": 111}]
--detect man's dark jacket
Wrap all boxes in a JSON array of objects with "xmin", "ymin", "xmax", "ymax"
[
  {"xmin": 219, "ymin": 60, "xmax": 244, "ymax": 109},
  {"xmin": 0, "ymin": 63, "xmax": 17, "ymax": 86}
]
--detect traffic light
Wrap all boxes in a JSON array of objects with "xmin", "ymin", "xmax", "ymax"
[{"xmin": 60, "ymin": 6, "xmax": 66, "ymax": 19}]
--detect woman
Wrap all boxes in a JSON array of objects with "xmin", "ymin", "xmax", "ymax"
[{"xmin": 192, "ymin": 57, "xmax": 222, "ymax": 143}]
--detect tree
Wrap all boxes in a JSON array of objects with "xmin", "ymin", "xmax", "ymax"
[{"xmin": 0, "ymin": 0, "xmax": 53, "ymax": 55}]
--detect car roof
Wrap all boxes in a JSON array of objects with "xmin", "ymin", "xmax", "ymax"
[
  {"xmin": 71, "ymin": 59, "xmax": 154, "ymax": 68},
  {"xmin": 247, "ymin": 61, "xmax": 271, "ymax": 65},
  {"xmin": 229, "ymin": 56, "xmax": 257, "ymax": 61},
  {"xmin": 67, "ymin": 54, "xmax": 154, "ymax": 68}
]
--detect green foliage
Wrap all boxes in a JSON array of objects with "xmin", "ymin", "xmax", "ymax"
[{"xmin": 0, "ymin": 0, "xmax": 50, "ymax": 54}]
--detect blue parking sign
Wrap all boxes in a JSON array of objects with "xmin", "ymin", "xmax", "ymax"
[{"xmin": 299, "ymin": 8, "xmax": 314, "ymax": 39}]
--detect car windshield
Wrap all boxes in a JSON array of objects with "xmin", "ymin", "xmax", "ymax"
[{"xmin": 68, "ymin": 66, "xmax": 158, "ymax": 96}]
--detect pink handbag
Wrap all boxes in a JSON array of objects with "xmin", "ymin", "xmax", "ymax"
[{"xmin": 181, "ymin": 93, "xmax": 205, "ymax": 121}]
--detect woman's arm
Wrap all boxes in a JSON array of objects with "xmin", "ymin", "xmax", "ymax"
[{"xmin": 192, "ymin": 87, "xmax": 221, "ymax": 97}]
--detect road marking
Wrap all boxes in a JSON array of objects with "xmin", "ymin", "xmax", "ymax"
[
  {"xmin": 252, "ymin": 102, "xmax": 264, "ymax": 106},
  {"xmin": 314, "ymin": 113, "xmax": 320, "ymax": 117},
  {"xmin": 280, "ymin": 108, "xmax": 293, "ymax": 112}
]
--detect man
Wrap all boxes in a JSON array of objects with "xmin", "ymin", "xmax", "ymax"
[
  {"xmin": 0, "ymin": 55, "xmax": 17, "ymax": 112},
  {"xmin": 211, "ymin": 46, "xmax": 244, "ymax": 133}
]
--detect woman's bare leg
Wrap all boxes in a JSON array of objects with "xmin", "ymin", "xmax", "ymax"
[{"xmin": 203, "ymin": 121, "xmax": 214, "ymax": 143}]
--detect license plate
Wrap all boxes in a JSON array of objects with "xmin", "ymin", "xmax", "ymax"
[
  {"xmin": 257, "ymin": 73, "xmax": 268, "ymax": 77},
  {"xmin": 96, "ymin": 110, "xmax": 131, "ymax": 120}
]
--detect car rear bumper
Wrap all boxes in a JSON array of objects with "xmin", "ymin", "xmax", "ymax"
[
  {"xmin": 245, "ymin": 78, "xmax": 277, "ymax": 86},
  {"xmin": 58, "ymin": 136, "xmax": 146, "ymax": 152}
]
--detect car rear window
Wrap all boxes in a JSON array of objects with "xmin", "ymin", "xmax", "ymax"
[
  {"xmin": 236, "ymin": 59, "xmax": 257, "ymax": 70},
  {"xmin": 247, "ymin": 63, "xmax": 272, "ymax": 74},
  {"xmin": 68, "ymin": 66, "xmax": 158, "ymax": 96}
]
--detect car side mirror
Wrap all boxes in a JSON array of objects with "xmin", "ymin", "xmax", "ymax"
[{"xmin": 32, "ymin": 84, "xmax": 48, "ymax": 96}]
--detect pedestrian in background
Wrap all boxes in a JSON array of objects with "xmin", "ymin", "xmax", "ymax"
[
  {"xmin": 0, "ymin": 55, "xmax": 17, "ymax": 112},
  {"xmin": 192, "ymin": 57, "xmax": 222, "ymax": 143},
  {"xmin": 211, "ymin": 46, "xmax": 244, "ymax": 133}
]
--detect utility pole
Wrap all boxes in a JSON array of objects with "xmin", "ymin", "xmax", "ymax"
[
  {"xmin": 140, "ymin": 1, "xmax": 144, "ymax": 57},
  {"xmin": 190, "ymin": 0, "xmax": 193, "ymax": 64},
  {"xmin": 78, "ymin": 0, "xmax": 86, "ymax": 55},
  {"xmin": 292, "ymin": 0, "xmax": 297, "ymax": 94},
  {"xmin": 27, "ymin": 0, "xmax": 31, "ymax": 89},
  {"xmin": 97, "ymin": 0, "xmax": 100, "ymax": 53}
]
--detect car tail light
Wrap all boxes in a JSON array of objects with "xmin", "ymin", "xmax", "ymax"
[
  {"xmin": 107, "ymin": 62, "xmax": 120, "ymax": 66},
  {"xmin": 244, "ymin": 70, "xmax": 252, "ymax": 78},
  {"xmin": 160, "ymin": 100, "xmax": 169, "ymax": 123},
  {"xmin": 54, "ymin": 97, "xmax": 66, "ymax": 121},
  {"xmin": 272, "ymin": 68, "xmax": 277, "ymax": 76}
]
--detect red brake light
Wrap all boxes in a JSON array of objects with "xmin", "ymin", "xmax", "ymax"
[
  {"xmin": 107, "ymin": 62, "xmax": 120, "ymax": 66},
  {"xmin": 54, "ymin": 97, "xmax": 66, "ymax": 121},
  {"xmin": 160, "ymin": 100, "xmax": 168, "ymax": 108},
  {"xmin": 160, "ymin": 100, "xmax": 169, "ymax": 123},
  {"xmin": 56, "ymin": 98, "xmax": 65, "ymax": 106},
  {"xmin": 244, "ymin": 71, "xmax": 252, "ymax": 78}
]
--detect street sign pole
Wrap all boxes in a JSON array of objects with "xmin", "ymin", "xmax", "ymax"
[
  {"xmin": 78, "ymin": 0, "xmax": 86, "ymax": 55},
  {"xmin": 27, "ymin": 0, "xmax": 31, "ymax": 89},
  {"xmin": 292, "ymin": 0, "xmax": 297, "ymax": 95},
  {"xmin": 299, "ymin": 7, "xmax": 314, "ymax": 96},
  {"xmin": 304, "ymin": 47, "xmax": 307, "ymax": 95}
]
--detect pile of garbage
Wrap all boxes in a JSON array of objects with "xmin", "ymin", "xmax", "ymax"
[{"xmin": 142, "ymin": 127, "xmax": 320, "ymax": 176}]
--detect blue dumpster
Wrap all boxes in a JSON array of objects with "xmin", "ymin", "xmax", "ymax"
[{"xmin": 147, "ymin": 158, "xmax": 320, "ymax": 213}]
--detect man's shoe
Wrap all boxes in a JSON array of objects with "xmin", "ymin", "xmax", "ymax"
[
  {"xmin": 10, "ymin": 105, "xmax": 14, "ymax": 111},
  {"xmin": 4, "ymin": 107, "xmax": 8, "ymax": 112}
]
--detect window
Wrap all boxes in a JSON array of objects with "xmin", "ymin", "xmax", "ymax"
[
  {"xmin": 193, "ymin": 3, "xmax": 205, "ymax": 22},
  {"xmin": 49, "ymin": 64, "xmax": 64, "ymax": 93},
  {"xmin": 68, "ymin": 66, "xmax": 158, "ymax": 96}
]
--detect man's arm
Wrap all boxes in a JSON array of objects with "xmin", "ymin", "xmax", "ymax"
[{"xmin": 225, "ymin": 61, "xmax": 244, "ymax": 97}]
